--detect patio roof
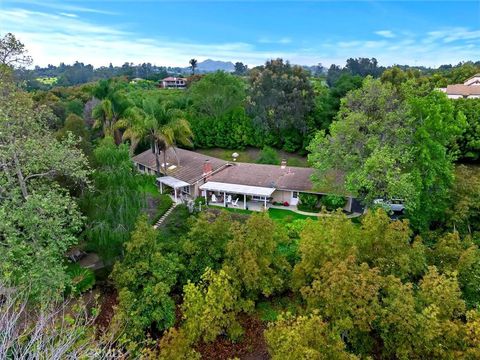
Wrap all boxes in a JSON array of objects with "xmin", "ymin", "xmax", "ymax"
[
  {"xmin": 200, "ymin": 181, "xmax": 275, "ymax": 197},
  {"xmin": 157, "ymin": 176, "xmax": 190, "ymax": 189}
]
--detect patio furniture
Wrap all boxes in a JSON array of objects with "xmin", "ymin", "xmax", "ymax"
[
  {"xmin": 211, "ymin": 194, "xmax": 218, "ymax": 203},
  {"xmin": 231, "ymin": 198, "xmax": 239, "ymax": 207},
  {"xmin": 226, "ymin": 195, "xmax": 232, "ymax": 203}
]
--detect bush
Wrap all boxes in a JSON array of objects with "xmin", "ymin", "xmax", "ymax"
[
  {"xmin": 154, "ymin": 194, "xmax": 173, "ymax": 222},
  {"xmin": 194, "ymin": 196, "xmax": 206, "ymax": 206},
  {"xmin": 65, "ymin": 263, "xmax": 95, "ymax": 295},
  {"xmin": 257, "ymin": 146, "xmax": 280, "ymax": 165},
  {"xmin": 297, "ymin": 193, "xmax": 319, "ymax": 212},
  {"xmin": 321, "ymin": 194, "xmax": 347, "ymax": 211}
]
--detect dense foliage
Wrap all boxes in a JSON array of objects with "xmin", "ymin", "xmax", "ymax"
[
  {"xmin": 0, "ymin": 75, "xmax": 90, "ymax": 300},
  {"xmin": 3, "ymin": 32, "xmax": 480, "ymax": 359},
  {"xmin": 248, "ymin": 59, "xmax": 315, "ymax": 151},
  {"xmin": 80, "ymin": 138, "xmax": 147, "ymax": 260},
  {"xmin": 308, "ymin": 77, "xmax": 465, "ymax": 230}
]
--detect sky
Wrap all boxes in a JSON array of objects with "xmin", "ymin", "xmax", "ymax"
[{"xmin": 0, "ymin": 0, "xmax": 479, "ymax": 68}]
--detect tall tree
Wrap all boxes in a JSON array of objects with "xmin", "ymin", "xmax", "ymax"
[
  {"xmin": 111, "ymin": 215, "xmax": 181, "ymax": 347},
  {"xmin": 233, "ymin": 61, "xmax": 248, "ymax": 76},
  {"xmin": 247, "ymin": 58, "xmax": 315, "ymax": 151},
  {"xmin": 91, "ymin": 78, "xmax": 133, "ymax": 144},
  {"xmin": 0, "ymin": 78, "xmax": 90, "ymax": 300},
  {"xmin": 308, "ymin": 78, "xmax": 464, "ymax": 229},
  {"xmin": 224, "ymin": 213, "xmax": 290, "ymax": 298},
  {"xmin": 119, "ymin": 96, "xmax": 192, "ymax": 174},
  {"xmin": 189, "ymin": 58, "xmax": 198, "ymax": 75},
  {"xmin": 0, "ymin": 32, "xmax": 32, "ymax": 68},
  {"xmin": 80, "ymin": 138, "xmax": 146, "ymax": 260}
]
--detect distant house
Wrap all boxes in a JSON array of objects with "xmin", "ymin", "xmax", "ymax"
[
  {"xmin": 159, "ymin": 76, "xmax": 187, "ymax": 89},
  {"xmin": 439, "ymin": 74, "xmax": 480, "ymax": 99},
  {"xmin": 132, "ymin": 147, "xmax": 360, "ymax": 213}
]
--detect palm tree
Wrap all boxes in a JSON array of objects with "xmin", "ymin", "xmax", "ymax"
[
  {"xmin": 92, "ymin": 79, "xmax": 133, "ymax": 144},
  {"xmin": 189, "ymin": 58, "xmax": 198, "ymax": 75},
  {"xmin": 120, "ymin": 97, "xmax": 193, "ymax": 175}
]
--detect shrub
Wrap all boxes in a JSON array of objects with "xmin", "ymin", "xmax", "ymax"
[
  {"xmin": 257, "ymin": 146, "xmax": 280, "ymax": 165},
  {"xmin": 154, "ymin": 194, "xmax": 173, "ymax": 222},
  {"xmin": 297, "ymin": 193, "xmax": 319, "ymax": 212},
  {"xmin": 65, "ymin": 263, "xmax": 95, "ymax": 295},
  {"xmin": 194, "ymin": 196, "xmax": 206, "ymax": 206},
  {"xmin": 321, "ymin": 194, "xmax": 347, "ymax": 211}
]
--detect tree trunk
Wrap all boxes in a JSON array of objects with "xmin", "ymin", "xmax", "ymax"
[
  {"xmin": 113, "ymin": 128, "xmax": 122, "ymax": 146},
  {"xmin": 12, "ymin": 151, "xmax": 28, "ymax": 199},
  {"xmin": 163, "ymin": 150, "xmax": 168, "ymax": 175},
  {"xmin": 154, "ymin": 142, "xmax": 161, "ymax": 176}
]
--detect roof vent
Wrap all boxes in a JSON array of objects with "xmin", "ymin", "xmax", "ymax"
[{"xmin": 280, "ymin": 159, "xmax": 287, "ymax": 169}]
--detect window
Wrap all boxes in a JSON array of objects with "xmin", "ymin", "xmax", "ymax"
[
  {"xmin": 183, "ymin": 186, "xmax": 191, "ymax": 195},
  {"xmin": 252, "ymin": 195, "xmax": 266, "ymax": 202},
  {"xmin": 292, "ymin": 191, "xmax": 298, "ymax": 199},
  {"xmin": 138, "ymin": 164, "xmax": 145, "ymax": 171}
]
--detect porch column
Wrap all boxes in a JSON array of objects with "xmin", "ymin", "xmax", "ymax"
[
  {"xmin": 174, "ymin": 188, "xmax": 177, "ymax": 202},
  {"xmin": 224, "ymin": 192, "xmax": 226, "ymax": 207},
  {"xmin": 160, "ymin": 181, "xmax": 163, "ymax": 194},
  {"xmin": 264, "ymin": 196, "xmax": 267, "ymax": 210},
  {"xmin": 244, "ymin": 194, "xmax": 246, "ymax": 209},
  {"xmin": 204, "ymin": 191, "xmax": 207, "ymax": 203}
]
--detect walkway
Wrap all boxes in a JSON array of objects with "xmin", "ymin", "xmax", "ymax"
[{"xmin": 153, "ymin": 202, "xmax": 178, "ymax": 229}]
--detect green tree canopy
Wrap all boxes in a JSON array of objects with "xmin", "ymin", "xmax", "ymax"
[
  {"xmin": 111, "ymin": 215, "xmax": 181, "ymax": 346},
  {"xmin": 308, "ymin": 77, "xmax": 464, "ymax": 229},
  {"xmin": 224, "ymin": 213, "xmax": 290, "ymax": 298},
  {"xmin": 247, "ymin": 58, "xmax": 314, "ymax": 151},
  {"xmin": 0, "ymin": 78, "xmax": 90, "ymax": 300},
  {"xmin": 265, "ymin": 312, "xmax": 358, "ymax": 360}
]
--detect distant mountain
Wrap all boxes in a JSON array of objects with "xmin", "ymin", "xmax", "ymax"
[{"xmin": 196, "ymin": 59, "xmax": 235, "ymax": 73}]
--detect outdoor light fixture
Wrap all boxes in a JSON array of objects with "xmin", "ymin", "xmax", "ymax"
[{"xmin": 232, "ymin": 152, "xmax": 239, "ymax": 162}]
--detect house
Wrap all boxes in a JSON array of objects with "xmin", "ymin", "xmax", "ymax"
[
  {"xmin": 439, "ymin": 74, "xmax": 480, "ymax": 99},
  {"xmin": 159, "ymin": 76, "xmax": 187, "ymax": 89},
  {"xmin": 132, "ymin": 147, "xmax": 357, "ymax": 213}
]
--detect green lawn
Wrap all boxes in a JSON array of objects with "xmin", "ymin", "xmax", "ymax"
[
  {"xmin": 268, "ymin": 208, "xmax": 317, "ymax": 221},
  {"xmin": 221, "ymin": 206, "xmax": 317, "ymax": 221}
]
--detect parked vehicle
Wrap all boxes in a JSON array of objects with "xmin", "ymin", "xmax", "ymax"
[{"xmin": 373, "ymin": 198, "xmax": 405, "ymax": 213}]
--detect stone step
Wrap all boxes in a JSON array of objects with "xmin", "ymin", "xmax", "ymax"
[{"xmin": 153, "ymin": 202, "xmax": 178, "ymax": 229}]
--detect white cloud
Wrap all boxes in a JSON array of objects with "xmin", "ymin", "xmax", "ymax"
[
  {"xmin": 375, "ymin": 30, "xmax": 395, "ymax": 38},
  {"xmin": 258, "ymin": 36, "xmax": 292, "ymax": 44},
  {"xmin": 0, "ymin": 6, "xmax": 478, "ymax": 68},
  {"xmin": 0, "ymin": 8, "xmax": 295, "ymax": 67},
  {"xmin": 6, "ymin": 0, "xmax": 117, "ymax": 15},
  {"xmin": 58, "ymin": 12, "xmax": 78, "ymax": 18}
]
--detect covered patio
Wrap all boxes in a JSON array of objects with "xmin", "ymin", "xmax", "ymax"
[
  {"xmin": 157, "ymin": 176, "xmax": 190, "ymax": 203},
  {"xmin": 199, "ymin": 181, "xmax": 275, "ymax": 210}
]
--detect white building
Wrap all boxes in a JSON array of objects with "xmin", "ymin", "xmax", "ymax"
[
  {"xmin": 160, "ymin": 76, "xmax": 187, "ymax": 89},
  {"xmin": 439, "ymin": 74, "xmax": 480, "ymax": 99}
]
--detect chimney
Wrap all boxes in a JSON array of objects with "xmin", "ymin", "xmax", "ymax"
[
  {"xmin": 203, "ymin": 160, "xmax": 212, "ymax": 176},
  {"xmin": 280, "ymin": 159, "xmax": 287, "ymax": 169}
]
